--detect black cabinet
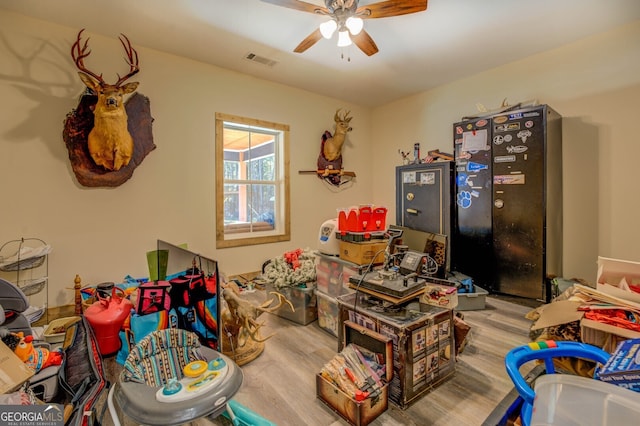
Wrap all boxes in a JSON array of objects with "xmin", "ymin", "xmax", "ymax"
[
  {"xmin": 395, "ymin": 161, "xmax": 455, "ymax": 274},
  {"xmin": 452, "ymin": 105, "xmax": 562, "ymax": 300}
]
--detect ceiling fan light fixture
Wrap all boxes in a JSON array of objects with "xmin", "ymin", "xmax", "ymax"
[
  {"xmin": 345, "ymin": 16, "xmax": 363, "ymax": 35},
  {"xmin": 337, "ymin": 30, "xmax": 352, "ymax": 47},
  {"xmin": 319, "ymin": 19, "xmax": 337, "ymax": 39}
]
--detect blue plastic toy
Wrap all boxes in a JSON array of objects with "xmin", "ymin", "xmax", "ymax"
[{"xmin": 504, "ymin": 340, "xmax": 611, "ymax": 426}]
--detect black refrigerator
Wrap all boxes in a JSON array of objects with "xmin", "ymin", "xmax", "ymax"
[{"xmin": 452, "ymin": 105, "xmax": 562, "ymax": 300}]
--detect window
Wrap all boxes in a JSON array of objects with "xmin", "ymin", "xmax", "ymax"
[{"xmin": 215, "ymin": 112, "xmax": 290, "ymax": 248}]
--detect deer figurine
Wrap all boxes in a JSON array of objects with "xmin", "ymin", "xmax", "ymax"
[
  {"xmin": 317, "ymin": 109, "xmax": 353, "ymax": 184},
  {"xmin": 71, "ymin": 29, "xmax": 140, "ymax": 171}
]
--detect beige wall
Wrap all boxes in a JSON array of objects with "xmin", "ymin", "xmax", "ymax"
[
  {"xmin": 0, "ymin": 11, "xmax": 374, "ymax": 307},
  {"xmin": 371, "ymin": 21, "xmax": 640, "ymax": 282},
  {"xmin": 2, "ymin": 10, "xmax": 638, "ymax": 308}
]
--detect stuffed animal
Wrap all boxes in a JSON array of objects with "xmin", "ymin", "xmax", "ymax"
[{"xmin": 1, "ymin": 331, "xmax": 63, "ymax": 373}]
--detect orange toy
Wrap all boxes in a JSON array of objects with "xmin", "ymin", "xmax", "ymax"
[{"xmin": 11, "ymin": 332, "xmax": 63, "ymax": 373}]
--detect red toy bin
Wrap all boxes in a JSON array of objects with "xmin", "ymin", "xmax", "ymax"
[
  {"xmin": 358, "ymin": 205, "xmax": 372, "ymax": 232},
  {"xmin": 370, "ymin": 206, "xmax": 387, "ymax": 231}
]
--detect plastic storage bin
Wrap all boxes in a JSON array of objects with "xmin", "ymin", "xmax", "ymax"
[
  {"xmin": 315, "ymin": 253, "xmax": 362, "ymax": 298},
  {"xmin": 456, "ymin": 285, "xmax": 488, "ymax": 311},
  {"xmin": 265, "ymin": 282, "xmax": 317, "ymax": 325},
  {"xmin": 531, "ymin": 374, "xmax": 640, "ymax": 426},
  {"xmin": 316, "ymin": 290, "xmax": 339, "ymax": 337}
]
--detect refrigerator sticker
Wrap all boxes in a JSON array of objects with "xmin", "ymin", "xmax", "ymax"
[
  {"xmin": 471, "ymin": 190, "xmax": 480, "ymax": 197},
  {"xmin": 467, "ymin": 161, "xmax": 488, "ymax": 172},
  {"xmin": 509, "ymin": 112, "xmax": 523, "ymax": 120},
  {"xmin": 454, "ymin": 138, "xmax": 463, "ymax": 145},
  {"xmin": 494, "ymin": 174, "xmax": 525, "ymax": 185},
  {"xmin": 420, "ymin": 172, "xmax": 436, "ymax": 185},
  {"xmin": 456, "ymin": 173, "xmax": 468, "ymax": 187},
  {"xmin": 456, "ymin": 151, "xmax": 471, "ymax": 160},
  {"xmin": 456, "ymin": 126, "xmax": 463, "ymax": 134},
  {"xmin": 494, "ymin": 116, "xmax": 508, "ymax": 124},
  {"xmin": 466, "ymin": 123, "xmax": 474, "ymax": 130},
  {"xmin": 495, "ymin": 155, "xmax": 516, "ymax": 163},
  {"xmin": 457, "ymin": 191, "xmax": 472, "ymax": 208},
  {"xmin": 523, "ymin": 111, "xmax": 540, "ymax": 117},
  {"xmin": 504, "ymin": 134, "xmax": 513, "ymax": 142},
  {"xmin": 525, "ymin": 120, "xmax": 534, "ymax": 128},
  {"xmin": 506, "ymin": 145, "xmax": 528, "ymax": 154},
  {"xmin": 517, "ymin": 130, "xmax": 532, "ymax": 142},
  {"xmin": 475, "ymin": 119, "xmax": 488, "ymax": 127},
  {"xmin": 495, "ymin": 123, "xmax": 521, "ymax": 132},
  {"xmin": 462, "ymin": 128, "xmax": 488, "ymax": 151},
  {"xmin": 493, "ymin": 135, "xmax": 504, "ymax": 145},
  {"xmin": 403, "ymin": 171, "xmax": 417, "ymax": 183}
]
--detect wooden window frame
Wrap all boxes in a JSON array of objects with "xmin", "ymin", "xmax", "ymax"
[{"xmin": 215, "ymin": 112, "xmax": 290, "ymax": 248}]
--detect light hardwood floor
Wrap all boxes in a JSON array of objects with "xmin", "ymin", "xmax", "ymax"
[{"xmin": 105, "ymin": 293, "xmax": 535, "ymax": 426}]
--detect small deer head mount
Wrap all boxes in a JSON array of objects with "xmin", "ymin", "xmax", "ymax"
[
  {"xmin": 71, "ymin": 29, "xmax": 140, "ymax": 171},
  {"xmin": 322, "ymin": 109, "xmax": 352, "ymax": 162}
]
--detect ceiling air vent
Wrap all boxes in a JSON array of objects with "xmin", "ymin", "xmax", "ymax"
[{"xmin": 244, "ymin": 52, "xmax": 277, "ymax": 67}]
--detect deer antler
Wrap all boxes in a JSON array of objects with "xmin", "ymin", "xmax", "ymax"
[
  {"xmin": 257, "ymin": 292, "xmax": 295, "ymax": 314},
  {"xmin": 71, "ymin": 29, "xmax": 104, "ymax": 84},
  {"xmin": 115, "ymin": 33, "xmax": 139, "ymax": 86},
  {"xmin": 71, "ymin": 29, "xmax": 139, "ymax": 87},
  {"xmin": 246, "ymin": 318, "xmax": 275, "ymax": 343},
  {"xmin": 334, "ymin": 109, "xmax": 352, "ymax": 123}
]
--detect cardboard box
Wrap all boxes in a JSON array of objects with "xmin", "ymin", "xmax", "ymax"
[
  {"xmin": 316, "ymin": 321, "xmax": 392, "ymax": 426},
  {"xmin": 0, "ymin": 340, "xmax": 34, "ymax": 394},
  {"xmin": 339, "ymin": 240, "xmax": 388, "ymax": 266},
  {"xmin": 44, "ymin": 315, "xmax": 82, "ymax": 343},
  {"xmin": 531, "ymin": 258, "xmax": 640, "ymax": 347},
  {"xmin": 581, "ymin": 318, "xmax": 640, "ymax": 353},
  {"xmin": 597, "ymin": 257, "xmax": 640, "ymax": 289},
  {"xmin": 597, "ymin": 338, "xmax": 640, "ymax": 391},
  {"xmin": 420, "ymin": 283, "xmax": 458, "ymax": 309}
]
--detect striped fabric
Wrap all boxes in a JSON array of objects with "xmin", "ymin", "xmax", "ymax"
[{"xmin": 121, "ymin": 329, "xmax": 205, "ymax": 387}]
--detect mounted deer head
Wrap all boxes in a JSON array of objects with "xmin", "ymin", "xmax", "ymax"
[
  {"xmin": 71, "ymin": 29, "xmax": 139, "ymax": 171},
  {"xmin": 322, "ymin": 109, "xmax": 352, "ymax": 162}
]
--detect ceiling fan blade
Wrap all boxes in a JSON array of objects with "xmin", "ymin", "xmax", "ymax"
[
  {"xmin": 358, "ymin": 0, "xmax": 428, "ymax": 19},
  {"xmin": 260, "ymin": 0, "xmax": 326, "ymax": 14},
  {"xmin": 294, "ymin": 28, "xmax": 323, "ymax": 53},
  {"xmin": 351, "ymin": 29, "xmax": 379, "ymax": 56}
]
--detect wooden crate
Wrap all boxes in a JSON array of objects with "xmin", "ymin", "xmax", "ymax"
[
  {"xmin": 316, "ymin": 321, "xmax": 393, "ymax": 426},
  {"xmin": 337, "ymin": 292, "xmax": 455, "ymax": 409}
]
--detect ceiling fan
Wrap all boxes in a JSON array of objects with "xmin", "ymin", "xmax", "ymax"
[{"xmin": 260, "ymin": 0, "xmax": 428, "ymax": 56}]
